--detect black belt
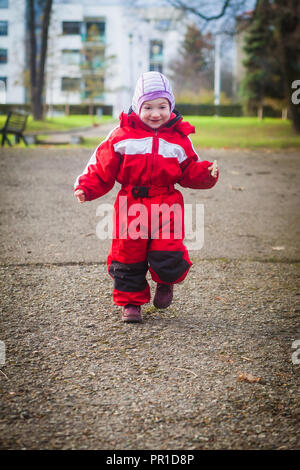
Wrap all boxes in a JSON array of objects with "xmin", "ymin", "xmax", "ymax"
[
  {"xmin": 122, "ymin": 185, "xmax": 175, "ymax": 199},
  {"xmin": 131, "ymin": 186, "xmax": 150, "ymax": 198}
]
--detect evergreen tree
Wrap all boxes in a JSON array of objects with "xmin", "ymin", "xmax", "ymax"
[
  {"xmin": 273, "ymin": 0, "xmax": 300, "ymax": 132},
  {"xmin": 166, "ymin": 0, "xmax": 300, "ymax": 132},
  {"xmin": 169, "ymin": 24, "xmax": 214, "ymax": 96},
  {"xmin": 240, "ymin": 0, "xmax": 284, "ymax": 117}
]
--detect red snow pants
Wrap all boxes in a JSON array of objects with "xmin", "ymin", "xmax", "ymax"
[{"xmin": 107, "ymin": 185, "xmax": 192, "ymax": 306}]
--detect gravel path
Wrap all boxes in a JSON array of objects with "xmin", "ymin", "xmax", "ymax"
[{"xmin": 0, "ymin": 147, "xmax": 299, "ymax": 450}]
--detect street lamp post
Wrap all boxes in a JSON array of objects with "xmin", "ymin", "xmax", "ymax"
[
  {"xmin": 128, "ymin": 33, "xmax": 134, "ymax": 98},
  {"xmin": 214, "ymin": 34, "xmax": 221, "ymax": 115}
]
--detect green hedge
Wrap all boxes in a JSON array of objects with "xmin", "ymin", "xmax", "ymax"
[
  {"xmin": 0, "ymin": 103, "xmax": 283, "ymax": 118},
  {"xmin": 0, "ymin": 104, "xmax": 31, "ymax": 115},
  {"xmin": 175, "ymin": 104, "xmax": 243, "ymax": 117},
  {"xmin": 246, "ymin": 105, "xmax": 282, "ymax": 118},
  {"xmin": 0, "ymin": 104, "xmax": 113, "ymax": 116},
  {"xmin": 53, "ymin": 104, "xmax": 113, "ymax": 115},
  {"xmin": 175, "ymin": 103, "xmax": 283, "ymax": 117}
]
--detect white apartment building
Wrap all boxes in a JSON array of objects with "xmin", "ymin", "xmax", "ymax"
[
  {"xmin": 0, "ymin": 0, "xmax": 26, "ymax": 104},
  {"xmin": 0, "ymin": 0, "xmax": 185, "ymax": 115}
]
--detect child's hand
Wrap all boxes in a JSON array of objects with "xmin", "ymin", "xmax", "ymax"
[
  {"xmin": 74, "ymin": 189, "xmax": 86, "ymax": 203},
  {"xmin": 208, "ymin": 160, "xmax": 218, "ymax": 178}
]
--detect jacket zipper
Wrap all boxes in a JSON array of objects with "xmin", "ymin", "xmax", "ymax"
[{"xmin": 149, "ymin": 129, "xmax": 158, "ymax": 186}]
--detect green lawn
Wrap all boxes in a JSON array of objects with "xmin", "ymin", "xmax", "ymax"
[
  {"xmin": 186, "ymin": 116, "xmax": 300, "ymax": 149},
  {"xmin": 82, "ymin": 116, "xmax": 300, "ymax": 149},
  {"xmin": 0, "ymin": 114, "xmax": 299, "ymax": 149}
]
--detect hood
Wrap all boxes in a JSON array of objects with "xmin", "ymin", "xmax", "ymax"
[{"xmin": 119, "ymin": 108, "xmax": 195, "ymax": 136}]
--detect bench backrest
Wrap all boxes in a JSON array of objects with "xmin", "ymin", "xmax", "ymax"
[{"xmin": 4, "ymin": 111, "xmax": 29, "ymax": 133}]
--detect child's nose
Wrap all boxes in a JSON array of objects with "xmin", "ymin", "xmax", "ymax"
[{"xmin": 152, "ymin": 109, "xmax": 160, "ymax": 117}]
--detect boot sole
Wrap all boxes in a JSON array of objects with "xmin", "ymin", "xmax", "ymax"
[
  {"xmin": 122, "ymin": 316, "xmax": 143, "ymax": 323},
  {"xmin": 153, "ymin": 298, "xmax": 173, "ymax": 309}
]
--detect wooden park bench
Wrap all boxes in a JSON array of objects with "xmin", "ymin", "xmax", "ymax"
[{"xmin": 0, "ymin": 111, "xmax": 29, "ymax": 147}]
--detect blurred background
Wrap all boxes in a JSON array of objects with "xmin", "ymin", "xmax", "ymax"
[{"xmin": 0, "ymin": 0, "xmax": 299, "ymax": 135}]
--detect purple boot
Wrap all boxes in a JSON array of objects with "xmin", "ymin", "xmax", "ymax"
[
  {"xmin": 122, "ymin": 304, "xmax": 142, "ymax": 323},
  {"xmin": 153, "ymin": 283, "xmax": 173, "ymax": 309}
]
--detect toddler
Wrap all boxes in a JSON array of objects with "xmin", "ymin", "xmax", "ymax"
[{"xmin": 74, "ymin": 71, "xmax": 218, "ymax": 323}]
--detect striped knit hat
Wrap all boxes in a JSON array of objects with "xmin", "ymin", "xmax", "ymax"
[{"xmin": 132, "ymin": 71, "xmax": 175, "ymax": 114}]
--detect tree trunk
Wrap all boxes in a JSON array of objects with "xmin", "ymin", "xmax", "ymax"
[
  {"xmin": 282, "ymin": 108, "xmax": 287, "ymax": 120},
  {"xmin": 274, "ymin": 0, "xmax": 300, "ymax": 133},
  {"xmin": 258, "ymin": 104, "xmax": 263, "ymax": 120},
  {"xmin": 28, "ymin": 0, "xmax": 37, "ymax": 116},
  {"xmin": 89, "ymin": 104, "xmax": 94, "ymax": 117},
  {"xmin": 28, "ymin": 0, "xmax": 53, "ymax": 120},
  {"xmin": 279, "ymin": 39, "xmax": 300, "ymax": 133},
  {"xmin": 37, "ymin": 0, "xmax": 52, "ymax": 120}
]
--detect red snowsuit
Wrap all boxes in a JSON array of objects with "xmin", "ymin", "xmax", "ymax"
[{"xmin": 74, "ymin": 110, "xmax": 218, "ymax": 306}]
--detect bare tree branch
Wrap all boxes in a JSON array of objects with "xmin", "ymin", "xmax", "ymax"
[{"xmin": 166, "ymin": 0, "xmax": 232, "ymax": 21}]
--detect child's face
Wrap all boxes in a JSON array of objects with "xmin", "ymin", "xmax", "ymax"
[{"xmin": 140, "ymin": 98, "xmax": 171, "ymax": 129}]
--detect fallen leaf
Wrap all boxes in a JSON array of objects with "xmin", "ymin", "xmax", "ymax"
[
  {"xmin": 229, "ymin": 184, "xmax": 245, "ymax": 191},
  {"xmin": 217, "ymin": 354, "xmax": 234, "ymax": 364},
  {"xmin": 237, "ymin": 372, "xmax": 261, "ymax": 383}
]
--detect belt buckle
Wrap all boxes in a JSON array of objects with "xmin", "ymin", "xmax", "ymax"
[{"xmin": 132, "ymin": 186, "xmax": 149, "ymax": 198}]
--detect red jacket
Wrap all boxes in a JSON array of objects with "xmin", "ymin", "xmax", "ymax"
[{"xmin": 74, "ymin": 110, "xmax": 218, "ymax": 200}]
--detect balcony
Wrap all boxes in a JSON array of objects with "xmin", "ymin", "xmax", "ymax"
[
  {"xmin": 81, "ymin": 21, "xmax": 106, "ymax": 44},
  {"xmin": 81, "ymin": 33, "xmax": 106, "ymax": 44}
]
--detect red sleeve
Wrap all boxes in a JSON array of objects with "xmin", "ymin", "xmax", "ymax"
[
  {"xmin": 74, "ymin": 132, "xmax": 120, "ymax": 201},
  {"xmin": 178, "ymin": 137, "xmax": 219, "ymax": 189}
]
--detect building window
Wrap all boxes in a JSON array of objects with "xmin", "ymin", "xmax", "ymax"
[
  {"xmin": 82, "ymin": 45, "xmax": 105, "ymax": 69},
  {"xmin": 82, "ymin": 77, "xmax": 104, "ymax": 100},
  {"xmin": 0, "ymin": 0, "xmax": 9, "ymax": 8},
  {"xmin": 149, "ymin": 63, "xmax": 163, "ymax": 73},
  {"xmin": 0, "ymin": 76, "xmax": 7, "ymax": 88},
  {"xmin": 0, "ymin": 49, "xmax": 7, "ymax": 64},
  {"xmin": 149, "ymin": 40, "xmax": 163, "ymax": 73},
  {"xmin": 154, "ymin": 19, "xmax": 171, "ymax": 31},
  {"xmin": 150, "ymin": 40, "xmax": 163, "ymax": 61},
  {"xmin": 62, "ymin": 21, "xmax": 81, "ymax": 35},
  {"xmin": 0, "ymin": 76, "xmax": 6, "ymax": 103},
  {"xmin": 0, "ymin": 21, "xmax": 8, "ymax": 35},
  {"xmin": 61, "ymin": 50, "xmax": 80, "ymax": 65},
  {"xmin": 61, "ymin": 77, "xmax": 81, "ymax": 92},
  {"xmin": 85, "ymin": 21, "xmax": 105, "ymax": 42}
]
